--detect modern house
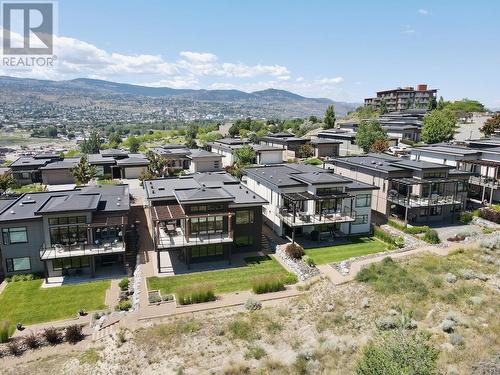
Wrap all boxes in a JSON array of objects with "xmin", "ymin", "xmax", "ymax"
[
  {"xmin": 40, "ymin": 158, "xmax": 80, "ymax": 185},
  {"xmin": 243, "ymin": 164, "xmax": 377, "ymax": 242},
  {"xmin": 207, "ymin": 138, "xmax": 284, "ymax": 167},
  {"xmin": 309, "ymin": 138, "xmax": 341, "ymax": 158},
  {"xmin": 329, "ymin": 153, "xmax": 470, "ymax": 224},
  {"xmin": 315, "ymin": 129, "xmax": 398, "ymax": 156},
  {"xmin": 0, "ymin": 185, "xmax": 131, "ymax": 279},
  {"xmin": 410, "ymin": 143, "xmax": 500, "ymax": 204},
  {"xmin": 149, "ymin": 145, "xmax": 191, "ymax": 171},
  {"xmin": 364, "ymin": 84, "xmax": 438, "ymax": 112},
  {"xmin": 89, "ymin": 150, "xmax": 149, "ymax": 179},
  {"xmin": 259, "ymin": 133, "xmax": 308, "ymax": 159},
  {"xmin": 143, "ymin": 172, "xmax": 267, "ymax": 271},
  {"xmin": 10, "ymin": 154, "xmax": 62, "ymax": 185},
  {"xmin": 187, "ymin": 149, "xmax": 223, "ymax": 173}
]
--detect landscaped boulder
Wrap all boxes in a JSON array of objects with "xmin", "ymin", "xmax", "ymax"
[
  {"xmin": 459, "ymin": 269, "xmax": 476, "ymax": 280},
  {"xmin": 476, "ymin": 273, "xmax": 490, "ymax": 282}
]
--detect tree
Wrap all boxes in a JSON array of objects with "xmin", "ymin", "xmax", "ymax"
[
  {"xmin": 234, "ymin": 145, "xmax": 256, "ymax": 166},
  {"xmin": 356, "ymin": 331, "xmax": 439, "ymax": 375},
  {"xmin": 185, "ymin": 138, "xmax": 197, "ymax": 149},
  {"xmin": 185, "ymin": 124, "xmax": 199, "ymax": 140},
  {"xmin": 379, "ymin": 99, "xmax": 388, "ymax": 115},
  {"xmin": 0, "ymin": 172, "xmax": 16, "ymax": 194},
  {"xmin": 355, "ymin": 120, "xmax": 387, "ymax": 153},
  {"xmin": 309, "ymin": 115, "xmax": 318, "ymax": 123},
  {"xmin": 108, "ymin": 133, "xmax": 122, "ymax": 149},
  {"xmin": 436, "ymin": 96, "xmax": 448, "ymax": 110},
  {"xmin": 127, "ymin": 136, "xmax": 141, "ymax": 153},
  {"xmin": 297, "ymin": 144, "xmax": 314, "ymax": 158},
  {"xmin": 428, "ymin": 96, "xmax": 437, "ymax": 111},
  {"xmin": 370, "ymin": 139, "xmax": 390, "ymax": 153},
  {"xmin": 71, "ymin": 156, "xmax": 97, "ymax": 185},
  {"xmin": 481, "ymin": 114, "xmax": 500, "ymax": 136},
  {"xmin": 140, "ymin": 152, "xmax": 171, "ymax": 181},
  {"xmin": 421, "ymin": 109, "xmax": 457, "ymax": 144},
  {"xmin": 323, "ymin": 105, "xmax": 336, "ymax": 129},
  {"xmin": 80, "ymin": 132, "xmax": 101, "ymax": 154}
]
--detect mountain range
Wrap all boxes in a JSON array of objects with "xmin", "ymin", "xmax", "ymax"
[{"xmin": 0, "ymin": 76, "xmax": 358, "ymax": 121}]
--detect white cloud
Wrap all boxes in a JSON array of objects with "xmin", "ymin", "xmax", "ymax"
[
  {"xmin": 0, "ymin": 31, "xmax": 350, "ymax": 100},
  {"xmin": 403, "ymin": 25, "xmax": 416, "ymax": 34},
  {"xmin": 179, "ymin": 51, "xmax": 218, "ymax": 63},
  {"xmin": 418, "ymin": 9, "xmax": 429, "ymax": 15}
]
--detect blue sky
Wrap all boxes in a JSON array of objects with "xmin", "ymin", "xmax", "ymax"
[{"xmin": 3, "ymin": 0, "xmax": 500, "ymax": 107}]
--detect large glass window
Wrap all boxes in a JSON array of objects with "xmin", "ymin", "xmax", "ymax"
[
  {"xmin": 2, "ymin": 227, "xmax": 28, "ymax": 245},
  {"xmin": 190, "ymin": 216, "xmax": 224, "ymax": 235},
  {"xmin": 191, "ymin": 244, "xmax": 224, "ymax": 258},
  {"xmin": 236, "ymin": 210, "xmax": 254, "ymax": 224},
  {"xmin": 316, "ymin": 187, "xmax": 343, "ymax": 196},
  {"xmin": 190, "ymin": 204, "xmax": 225, "ymax": 213},
  {"xmin": 355, "ymin": 194, "xmax": 372, "ymax": 208},
  {"xmin": 52, "ymin": 256, "xmax": 90, "ymax": 270},
  {"xmin": 353, "ymin": 214, "xmax": 368, "ymax": 225},
  {"xmin": 6, "ymin": 256, "xmax": 31, "ymax": 272},
  {"xmin": 235, "ymin": 235, "xmax": 254, "ymax": 247}
]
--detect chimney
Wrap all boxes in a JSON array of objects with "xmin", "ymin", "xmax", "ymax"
[{"xmin": 417, "ymin": 84, "xmax": 427, "ymax": 91}]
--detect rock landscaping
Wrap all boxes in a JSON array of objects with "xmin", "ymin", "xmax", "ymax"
[{"xmin": 276, "ymin": 244, "xmax": 320, "ymax": 281}]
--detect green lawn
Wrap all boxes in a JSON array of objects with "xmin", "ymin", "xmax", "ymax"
[
  {"xmin": 0, "ymin": 279, "xmax": 110, "ymax": 330},
  {"xmin": 304, "ymin": 237, "xmax": 387, "ymax": 265},
  {"xmin": 147, "ymin": 255, "xmax": 297, "ymax": 295}
]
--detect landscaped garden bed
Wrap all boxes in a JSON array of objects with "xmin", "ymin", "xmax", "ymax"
[{"xmin": 148, "ymin": 289, "xmax": 174, "ymax": 305}]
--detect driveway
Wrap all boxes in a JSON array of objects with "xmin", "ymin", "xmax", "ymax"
[{"xmin": 121, "ymin": 178, "xmax": 144, "ymax": 205}]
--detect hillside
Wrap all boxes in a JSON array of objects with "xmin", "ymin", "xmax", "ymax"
[{"xmin": 0, "ymin": 76, "xmax": 358, "ymax": 121}]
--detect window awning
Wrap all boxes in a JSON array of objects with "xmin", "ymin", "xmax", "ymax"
[
  {"xmin": 281, "ymin": 191, "xmax": 350, "ymax": 202},
  {"xmin": 88, "ymin": 215, "xmax": 128, "ymax": 227},
  {"xmin": 152, "ymin": 205, "xmax": 187, "ymax": 221}
]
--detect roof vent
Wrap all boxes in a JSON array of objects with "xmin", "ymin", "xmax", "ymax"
[
  {"xmin": 117, "ymin": 203, "xmax": 120, "ymax": 206},
  {"xmin": 10, "ymin": 210, "xmax": 15, "ymax": 214},
  {"xmin": 117, "ymin": 197, "xmax": 121, "ymax": 201},
  {"xmin": 371, "ymin": 161, "xmax": 376, "ymax": 164}
]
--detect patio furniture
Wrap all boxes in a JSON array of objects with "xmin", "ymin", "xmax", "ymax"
[{"xmin": 165, "ymin": 224, "xmax": 176, "ymax": 234}]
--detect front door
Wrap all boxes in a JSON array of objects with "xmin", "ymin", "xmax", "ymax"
[{"xmin": 112, "ymin": 166, "xmax": 122, "ymax": 179}]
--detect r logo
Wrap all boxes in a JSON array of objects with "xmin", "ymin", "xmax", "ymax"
[{"xmin": 2, "ymin": 2, "xmax": 53, "ymax": 55}]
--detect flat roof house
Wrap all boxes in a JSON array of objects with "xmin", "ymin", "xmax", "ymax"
[
  {"xmin": 207, "ymin": 138, "xmax": 284, "ymax": 167},
  {"xmin": 187, "ymin": 149, "xmax": 223, "ymax": 173},
  {"xmin": 329, "ymin": 153, "xmax": 470, "ymax": 224},
  {"xmin": 149, "ymin": 145, "xmax": 192, "ymax": 171},
  {"xmin": 243, "ymin": 164, "xmax": 377, "ymax": 242},
  {"xmin": 0, "ymin": 185, "xmax": 131, "ymax": 280},
  {"xmin": 40, "ymin": 158, "xmax": 80, "ymax": 185},
  {"xmin": 10, "ymin": 154, "xmax": 62, "ymax": 185},
  {"xmin": 144, "ymin": 172, "xmax": 267, "ymax": 271},
  {"xmin": 260, "ymin": 133, "xmax": 308, "ymax": 160},
  {"xmin": 410, "ymin": 143, "xmax": 500, "ymax": 204},
  {"xmin": 309, "ymin": 138, "xmax": 341, "ymax": 159},
  {"xmin": 89, "ymin": 150, "xmax": 149, "ymax": 179}
]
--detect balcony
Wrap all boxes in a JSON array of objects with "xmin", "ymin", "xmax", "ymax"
[
  {"xmin": 277, "ymin": 207, "xmax": 356, "ymax": 227},
  {"xmin": 40, "ymin": 240, "xmax": 125, "ymax": 260},
  {"xmin": 156, "ymin": 226, "xmax": 232, "ymax": 249},
  {"xmin": 387, "ymin": 192, "xmax": 462, "ymax": 208},
  {"xmin": 469, "ymin": 175, "xmax": 499, "ymax": 188}
]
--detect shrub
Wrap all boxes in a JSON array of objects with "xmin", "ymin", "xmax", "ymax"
[
  {"xmin": 373, "ymin": 226, "xmax": 404, "ymax": 248},
  {"xmin": 23, "ymin": 333, "xmax": 40, "ymax": 349},
  {"xmin": 355, "ymin": 331, "xmax": 439, "ymax": 375},
  {"xmin": 387, "ymin": 220, "xmax": 428, "ymax": 235},
  {"xmin": 118, "ymin": 277, "xmax": 129, "ymax": 291},
  {"xmin": 244, "ymin": 298, "xmax": 262, "ymax": 311},
  {"xmin": 0, "ymin": 320, "xmax": 10, "ymax": 343},
  {"xmin": 479, "ymin": 207, "xmax": 500, "ymax": 224},
  {"xmin": 285, "ymin": 243, "xmax": 305, "ymax": 259},
  {"xmin": 176, "ymin": 284, "xmax": 216, "ymax": 305},
  {"xmin": 423, "ymin": 229, "xmax": 440, "ymax": 244},
  {"xmin": 303, "ymin": 255, "xmax": 316, "ymax": 267},
  {"xmin": 245, "ymin": 345, "xmax": 267, "ymax": 360},
  {"xmin": 7, "ymin": 273, "xmax": 43, "ymax": 282},
  {"xmin": 228, "ymin": 319, "xmax": 255, "ymax": 341},
  {"xmin": 7, "ymin": 340, "xmax": 21, "ymax": 356},
  {"xmin": 458, "ymin": 211, "xmax": 473, "ymax": 224},
  {"xmin": 162, "ymin": 294, "xmax": 174, "ymax": 302},
  {"xmin": 43, "ymin": 327, "xmax": 62, "ymax": 345},
  {"xmin": 252, "ymin": 275, "xmax": 285, "ymax": 294},
  {"xmin": 116, "ymin": 300, "xmax": 132, "ymax": 311},
  {"xmin": 148, "ymin": 295, "xmax": 161, "ymax": 304},
  {"xmin": 65, "ymin": 325, "xmax": 84, "ymax": 344}
]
